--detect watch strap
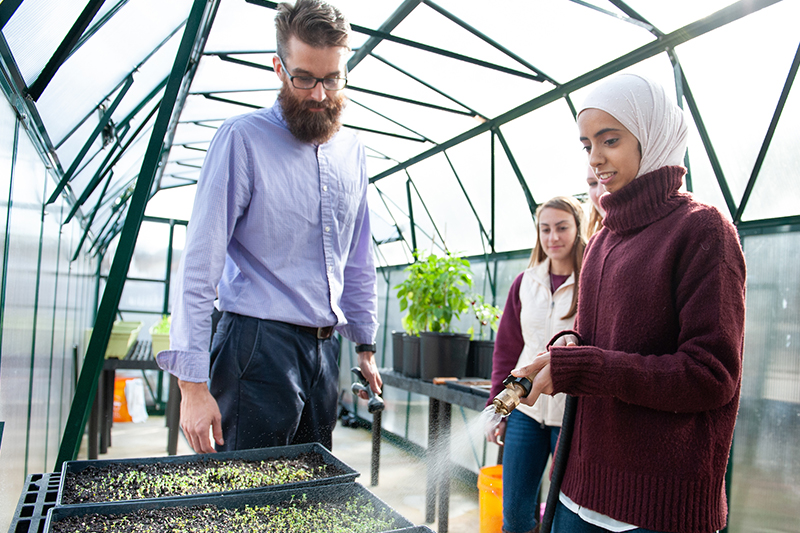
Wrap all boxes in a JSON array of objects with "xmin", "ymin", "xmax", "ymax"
[{"xmin": 355, "ymin": 343, "xmax": 377, "ymax": 353}]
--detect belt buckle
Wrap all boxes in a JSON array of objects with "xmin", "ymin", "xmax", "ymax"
[{"xmin": 316, "ymin": 326, "xmax": 333, "ymax": 339}]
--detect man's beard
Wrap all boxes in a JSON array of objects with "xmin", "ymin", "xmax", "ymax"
[{"xmin": 278, "ymin": 84, "xmax": 346, "ymax": 144}]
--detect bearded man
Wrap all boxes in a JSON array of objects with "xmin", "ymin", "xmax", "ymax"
[{"xmin": 157, "ymin": 0, "xmax": 382, "ymax": 453}]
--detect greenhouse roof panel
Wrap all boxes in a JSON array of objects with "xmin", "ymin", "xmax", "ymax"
[{"xmin": 0, "ymin": 0, "xmax": 797, "ymax": 263}]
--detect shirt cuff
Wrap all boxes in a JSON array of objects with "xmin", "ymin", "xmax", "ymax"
[
  {"xmin": 335, "ymin": 322, "xmax": 379, "ymax": 345},
  {"xmin": 156, "ymin": 350, "xmax": 210, "ymax": 383}
]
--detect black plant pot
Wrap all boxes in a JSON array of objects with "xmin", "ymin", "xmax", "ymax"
[
  {"xmin": 467, "ymin": 340, "xmax": 495, "ymax": 379},
  {"xmin": 391, "ymin": 331, "xmax": 405, "ymax": 373},
  {"xmin": 419, "ymin": 332, "xmax": 470, "ymax": 380},
  {"xmin": 402, "ymin": 335, "xmax": 420, "ymax": 378}
]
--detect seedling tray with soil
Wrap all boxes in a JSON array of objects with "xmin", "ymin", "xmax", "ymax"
[
  {"xmin": 46, "ymin": 482, "xmax": 413, "ymax": 533},
  {"xmin": 58, "ymin": 442, "xmax": 358, "ymax": 507}
]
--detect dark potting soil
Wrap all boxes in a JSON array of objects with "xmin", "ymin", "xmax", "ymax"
[
  {"xmin": 62, "ymin": 453, "xmax": 345, "ymax": 504},
  {"xmin": 50, "ymin": 496, "xmax": 399, "ymax": 533}
]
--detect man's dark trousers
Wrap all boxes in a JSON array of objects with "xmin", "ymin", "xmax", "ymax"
[{"xmin": 209, "ymin": 312, "xmax": 340, "ymax": 451}]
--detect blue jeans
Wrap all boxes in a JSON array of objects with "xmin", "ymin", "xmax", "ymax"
[
  {"xmin": 209, "ymin": 312, "xmax": 340, "ymax": 451},
  {"xmin": 502, "ymin": 410, "xmax": 560, "ymax": 533},
  {"xmin": 552, "ymin": 500, "xmax": 667, "ymax": 533}
]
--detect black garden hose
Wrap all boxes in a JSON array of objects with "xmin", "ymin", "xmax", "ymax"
[{"xmin": 537, "ymin": 393, "xmax": 578, "ymax": 533}]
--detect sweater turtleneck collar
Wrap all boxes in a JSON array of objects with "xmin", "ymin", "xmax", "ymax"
[{"xmin": 600, "ymin": 166, "xmax": 687, "ymax": 235}]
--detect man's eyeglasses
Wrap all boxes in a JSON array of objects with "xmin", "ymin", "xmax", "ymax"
[{"xmin": 277, "ymin": 56, "xmax": 347, "ymax": 91}]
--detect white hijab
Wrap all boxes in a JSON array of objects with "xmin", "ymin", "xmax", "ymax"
[{"xmin": 578, "ymin": 73, "xmax": 689, "ymax": 178}]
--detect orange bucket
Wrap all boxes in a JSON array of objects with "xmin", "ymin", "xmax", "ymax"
[
  {"xmin": 112, "ymin": 377, "xmax": 133, "ymax": 423},
  {"xmin": 477, "ymin": 465, "xmax": 503, "ymax": 533}
]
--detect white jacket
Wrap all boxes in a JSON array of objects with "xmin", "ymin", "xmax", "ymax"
[{"xmin": 515, "ymin": 258, "xmax": 576, "ymax": 426}]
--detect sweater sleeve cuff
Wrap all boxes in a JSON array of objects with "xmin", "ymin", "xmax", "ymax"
[{"xmin": 550, "ymin": 345, "xmax": 604, "ymax": 395}]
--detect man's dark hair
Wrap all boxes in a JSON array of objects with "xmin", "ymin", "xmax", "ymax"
[{"xmin": 275, "ymin": 0, "xmax": 350, "ymax": 59}]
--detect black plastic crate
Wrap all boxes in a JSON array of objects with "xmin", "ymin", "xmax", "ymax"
[
  {"xmin": 45, "ymin": 482, "xmax": 413, "ymax": 532},
  {"xmin": 57, "ymin": 442, "xmax": 359, "ymax": 507},
  {"xmin": 8, "ymin": 472, "xmax": 60, "ymax": 533}
]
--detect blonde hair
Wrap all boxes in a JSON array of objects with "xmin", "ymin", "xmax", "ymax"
[
  {"xmin": 528, "ymin": 196, "xmax": 587, "ymax": 319},
  {"xmin": 587, "ymin": 204, "xmax": 604, "ymax": 238}
]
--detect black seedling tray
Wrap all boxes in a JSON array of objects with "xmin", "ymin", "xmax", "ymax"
[
  {"xmin": 8, "ymin": 472, "xmax": 60, "ymax": 533},
  {"xmin": 45, "ymin": 482, "xmax": 413, "ymax": 532},
  {"xmin": 57, "ymin": 442, "xmax": 358, "ymax": 507},
  {"xmin": 445, "ymin": 379, "xmax": 491, "ymax": 398}
]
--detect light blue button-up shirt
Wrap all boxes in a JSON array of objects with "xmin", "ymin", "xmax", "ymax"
[{"xmin": 157, "ymin": 102, "xmax": 378, "ymax": 382}]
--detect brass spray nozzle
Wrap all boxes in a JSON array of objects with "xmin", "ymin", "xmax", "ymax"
[{"xmin": 492, "ymin": 374, "xmax": 534, "ymax": 416}]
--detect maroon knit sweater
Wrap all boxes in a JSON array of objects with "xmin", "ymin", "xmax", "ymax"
[{"xmin": 549, "ymin": 166, "xmax": 746, "ymax": 533}]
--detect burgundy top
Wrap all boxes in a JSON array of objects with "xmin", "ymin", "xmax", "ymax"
[
  {"xmin": 550, "ymin": 166, "xmax": 746, "ymax": 532},
  {"xmin": 550, "ymin": 273, "xmax": 570, "ymax": 293}
]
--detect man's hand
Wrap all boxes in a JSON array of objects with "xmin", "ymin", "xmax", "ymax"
[
  {"xmin": 178, "ymin": 380, "xmax": 224, "ymax": 454},
  {"xmin": 357, "ymin": 350, "xmax": 382, "ymax": 400}
]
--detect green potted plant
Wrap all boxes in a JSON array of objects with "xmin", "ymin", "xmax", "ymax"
[
  {"xmin": 466, "ymin": 296, "xmax": 502, "ymax": 379},
  {"xmin": 395, "ymin": 251, "xmax": 474, "ymax": 380},
  {"xmin": 149, "ymin": 315, "xmax": 171, "ymax": 356}
]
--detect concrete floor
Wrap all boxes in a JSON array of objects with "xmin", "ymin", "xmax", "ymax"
[{"xmin": 79, "ymin": 415, "xmax": 481, "ymax": 533}]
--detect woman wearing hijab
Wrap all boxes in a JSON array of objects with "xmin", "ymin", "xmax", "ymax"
[{"xmin": 514, "ymin": 74, "xmax": 746, "ymax": 532}]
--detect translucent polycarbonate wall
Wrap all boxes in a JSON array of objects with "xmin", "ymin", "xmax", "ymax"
[
  {"xmin": 729, "ymin": 230, "xmax": 800, "ymax": 531},
  {"xmin": 0, "ymin": 102, "xmax": 97, "ymax": 532}
]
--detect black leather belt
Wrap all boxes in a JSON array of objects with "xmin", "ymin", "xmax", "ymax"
[{"xmin": 294, "ymin": 324, "xmax": 335, "ymax": 339}]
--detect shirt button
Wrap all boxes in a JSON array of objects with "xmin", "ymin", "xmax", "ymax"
[
  {"xmin": 325, "ymin": 226, "xmax": 330, "ymax": 232},
  {"xmin": 322, "ymin": 185, "xmax": 328, "ymax": 192},
  {"xmin": 328, "ymin": 266, "xmax": 333, "ymax": 273}
]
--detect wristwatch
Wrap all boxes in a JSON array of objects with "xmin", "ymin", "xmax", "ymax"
[{"xmin": 355, "ymin": 343, "xmax": 377, "ymax": 353}]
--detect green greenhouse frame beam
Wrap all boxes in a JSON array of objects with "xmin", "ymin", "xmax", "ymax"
[
  {"xmin": 404, "ymin": 177, "xmax": 419, "ymax": 253},
  {"xmin": 371, "ymin": 53, "xmax": 484, "ymax": 119},
  {"xmin": 347, "ymin": 85, "xmax": 475, "ymax": 117},
  {"xmin": 351, "ymin": 26, "xmax": 545, "ymax": 82},
  {"xmin": 26, "ymin": 0, "xmax": 105, "ymax": 101},
  {"xmin": 738, "ymin": 215, "xmax": 800, "ymax": 234},
  {"xmin": 349, "ymin": 99, "xmax": 432, "ymax": 142},
  {"xmin": 605, "ymin": 0, "xmax": 661, "ymax": 35},
  {"xmin": 213, "ymin": 53, "xmax": 472, "ymax": 118},
  {"xmin": 0, "ymin": 0, "xmax": 23, "ymax": 31},
  {"xmin": 71, "ymin": 169, "xmax": 117, "ymax": 262},
  {"xmin": 567, "ymin": 0, "xmax": 655, "ymax": 32},
  {"xmin": 246, "ymin": 0, "xmax": 545, "ymax": 82},
  {"xmin": 55, "ymin": 0, "xmax": 220, "ymax": 470},
  {"xmin": 734, "ymin": 39, "xmax": 800, "ymax": 224},
  {"xmin": 65, "ymin": 102, "xmax": 161, "ymax": 224},
  {"xmin": 71, "ymin": 0, "xmax": 132, "ymax": 58},
  {"xmin": 54, "ymin": 21, "xmax": 183, "ymax": 150},
  {"xmin": 46, "ymin": 75, "xmax": 134, "ymax": 205},
  {"xmin": 675, "ymin": 67, "xmax": 736, "ymax": 217},
  {"xmin": 369, "ymin": 0, "xmax": 783, "ymax": 183},
  {"xmin": 442, "ymin": 150, "xmax": 491, "ymax": 245},
  {"xmin": 495, "ymin": 127, "xmax": 537, "ymax": 218},
  {"xmin": 665, "ymin": 51, "xmax": 694, "ymax": 193},
  {"xmin": 345, "ymin": 124, "xmax": 427, "ymax": 142},
  {"xmin": 422, "ymin": 0, "xmax": 557, "ymax": 84},
  {"xmin": 347, "ymin": 0, "xmax": 422, "ymax": 71},
  {"xmin": 0, "ymin": 35, "xmax": 64, "ymax": 175},
  {"xmin": 63, "ymin": 125, "xmax": 130, "ymax": 224}
]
